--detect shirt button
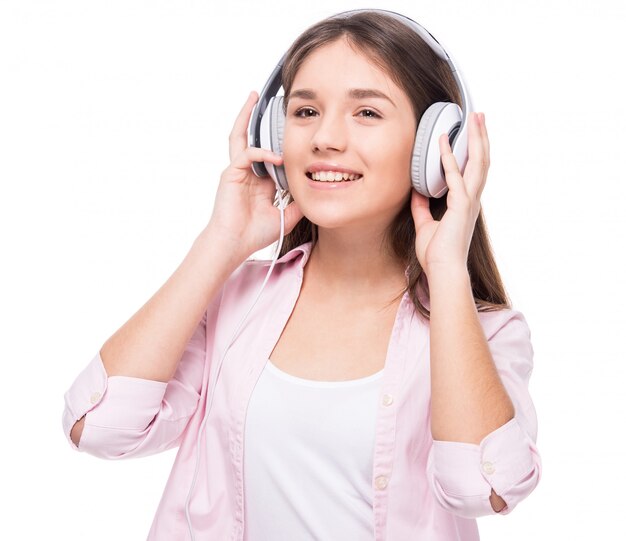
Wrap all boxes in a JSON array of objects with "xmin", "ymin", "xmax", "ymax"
[
  {"xmin": 375, "ymin": 475, "xmax": 389, "ymax": 490},
  {"xmin": 381, "ymin": 394, "xmax": 394, "ymax": 406},
  {"xmin": 89, "ymin": 391, "xmax": 102, "ymax": 404},
  {"xmin": 482, "ymin": 461, "xmax": 496, "ymax": 475}
]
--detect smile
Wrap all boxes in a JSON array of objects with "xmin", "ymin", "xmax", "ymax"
[{"xmin": 306, "ymin": 171, "xmax": 363, "ymax": 182}]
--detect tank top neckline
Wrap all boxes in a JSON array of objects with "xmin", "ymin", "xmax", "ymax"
[{"xmin": 265, "ymin": 358, "xmax": 384, "ymax": 388}]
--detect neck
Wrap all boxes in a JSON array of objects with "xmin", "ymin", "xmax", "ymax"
[{"xmin": 305, "ymin": 225, "xmax": 408, "ymax": 305}]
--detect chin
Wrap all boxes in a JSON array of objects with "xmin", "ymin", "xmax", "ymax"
[
  {"xmin": 304, "ymin": 215, "xmax": 345, "ymax": 230},
  {"xmin": 303, "ymin": 210, "xmax": 368, "ymax": 232}
]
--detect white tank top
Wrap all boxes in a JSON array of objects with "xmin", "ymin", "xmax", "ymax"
[{"xmin": 243, "ymin": 358, "xmax": 384, "ymax": 540}]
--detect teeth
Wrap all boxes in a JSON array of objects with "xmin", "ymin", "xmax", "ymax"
[{"xmin": 310, "ymin": 171, "xmax": 362, "ymax": 182}]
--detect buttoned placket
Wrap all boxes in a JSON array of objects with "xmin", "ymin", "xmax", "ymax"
[
  {"xmin": 371, "ymin": 291, "xmax": 412, "ymax": 541},
  {"xmin": 230, "ymin": 265, "xmax": 307, "ymax": 541}
]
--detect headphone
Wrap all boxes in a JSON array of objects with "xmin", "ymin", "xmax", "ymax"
[{"xmin": 247, "ymin": 8, "xmax": 473, "ymax": 199}]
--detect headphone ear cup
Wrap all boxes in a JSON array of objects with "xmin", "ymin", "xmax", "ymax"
[
  {"xmin": 271, "ymin": 96, "xmax": 288, "ymax": 191},
  {"xmin": 411, "ymin": 102, "xmax": 462, "ymax": 198},
  {"xmin": 259, "ymin": 96, "xmax": 289, "ymax": 191}
]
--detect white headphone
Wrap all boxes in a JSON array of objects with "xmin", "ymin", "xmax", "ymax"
[{"xmin": 248, "ymin": 8, "xmax": 473, "ymax": 198}]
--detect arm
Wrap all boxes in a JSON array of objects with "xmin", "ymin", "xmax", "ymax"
[
  {"xmin": 99, "ymin": 225, "xmax": 245, "ymax": 383},
  {"xmin": 63, "ymin": 92, "xmax": 303, "ymax": 455},
  {"xmin": 411, "ymin": 113, "xmax": 541, "ymax": 517},
  {"xmin": 77, "ymin": 91, "xmax": 296, "ymax": 389},
  {"xmin": 428, "ymin": 267, "xmax": 514, "ymax": 512},
  {"xmin": 424, "ymin": 300, "xmax": 542, "ymax": 518},
  {"xmin": 429, "ymin": 268, "xmax": 515, "ymax": 444},
  {"xmin": 66, "ymin": 225, "xmax": 247, "ymax": 451}
]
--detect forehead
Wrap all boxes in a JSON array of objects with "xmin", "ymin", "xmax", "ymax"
[{"xmin": 291, "ymin": 38, "xmax": 401, "ymax": 96}]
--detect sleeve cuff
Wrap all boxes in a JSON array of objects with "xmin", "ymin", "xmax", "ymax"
[
  {"xmin": 428, "ymin": 416, "xmax": 541, "ymax": 517},
  {"xmin": 62, "ymin": 353, "xmax": 167, "ymax": 451}
]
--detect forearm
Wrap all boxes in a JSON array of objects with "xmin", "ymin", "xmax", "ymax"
[
  {"xmin": 100, "ymin": 224, "xmax": 247, "ymax": 383},
  {"xmin": 428, "ymin": 266, "xmax": 514, "ymax": 445}
]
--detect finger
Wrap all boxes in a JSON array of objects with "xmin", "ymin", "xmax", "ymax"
[
  {"xmin": 229, "ymin": 91, "xmax": 258, "ymax": 161},
  {"xmin": 463, "ymin": 112, "xmax": 488, "ymax": 198},
  {"xmin": 475, "ymin": 113, "xmax": 490, "ymax": 199},
  {"xmin": 410, "ymin": 188, "xmax": 434, "ymax": 230},
  {"xmin": 479, "ymin": 113, "xmax": 490, "ymax": 159},
  {"xmin": 231, "ymin": 146, "xmax": 283, "ymax": 172},
  {"xmin": 439, "ymin": 133, "xmax": 466, "ymax": 195}
]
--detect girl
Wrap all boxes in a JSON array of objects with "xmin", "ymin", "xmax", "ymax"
[{"xmin": 63, "ymin": 9, "xmax": 542, "ymax": 540}]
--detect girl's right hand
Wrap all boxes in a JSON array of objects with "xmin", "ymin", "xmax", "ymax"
[{"xmin": 206, "ymin": 91, "xmax": 304, "ymax": 258}]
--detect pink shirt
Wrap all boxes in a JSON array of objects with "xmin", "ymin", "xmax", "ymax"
[{"xmin": 62, "ymin": 241, "xmax": 542, "ymax": 540}]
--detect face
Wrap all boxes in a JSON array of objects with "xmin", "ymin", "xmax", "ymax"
[{"xmin": 282, "ymin": 37, "xmax": 417, "ymax": 233}]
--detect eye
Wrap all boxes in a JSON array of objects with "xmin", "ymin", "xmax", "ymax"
[
  {"xmin": 357, "ymin": 109, "xmax": 381, "ymax": 119},
  {"xmin": 293, "ymin": 107, "xmax": 318, "ymax": 118}
]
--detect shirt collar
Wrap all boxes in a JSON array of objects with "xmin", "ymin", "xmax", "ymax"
[{"xmin": 257, "ymin": 241, "xmax": 313, "ymax": 268}]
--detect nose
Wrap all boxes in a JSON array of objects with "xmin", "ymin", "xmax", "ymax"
[{"xmin": 310, "ymin": 109, "xmax": 347, "ymax": 153}]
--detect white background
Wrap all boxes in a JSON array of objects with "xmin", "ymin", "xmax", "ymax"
[{"xmin": 1, "ymin": 0, "xmax": 625, "ymax": 539}]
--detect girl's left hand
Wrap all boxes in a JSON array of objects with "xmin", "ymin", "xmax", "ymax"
[{"xmin": 410, "ymin": 111, "xmax": 490, "ymax": 276}]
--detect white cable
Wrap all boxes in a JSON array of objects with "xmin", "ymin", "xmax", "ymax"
[{"xmin": 185, "ymin": 188, "xmax": 288, "ymax": 540}]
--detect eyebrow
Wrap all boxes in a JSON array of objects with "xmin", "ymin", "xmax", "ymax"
[{"xmin": 286, "ymin": 88, "xmax": 396, "ymax": 108}]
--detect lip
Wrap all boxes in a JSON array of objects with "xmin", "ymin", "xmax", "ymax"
[
  {"xmin": 305, "ymin": 162, "xmax": 363, "ymax": 175},
  {"xmin": 307, "ymin": 175, "xmax": 361, "ymax": 190}
]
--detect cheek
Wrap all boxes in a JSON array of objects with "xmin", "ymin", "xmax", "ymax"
[
  {"xmin": 282, "ymin": 121, "xmax": 304, "ymax": 153},
  {"xmin": 282, "ymin": 124, "xmax": 315, "ymax": 184},
  {"xmin": 281, "ymin": 128, "xmax": 305, "ymax": 194},
  {"xmin": 372, "ymin": 138, "xmax": 414, "ymax": 188}
]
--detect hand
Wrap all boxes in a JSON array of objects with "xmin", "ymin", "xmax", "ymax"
[
  {"xmin": 206, "ymin": 91, "xmax": 304, "ymax": 256},
  {"xmin": 410, "ymin": 111, "xmax": 490, "ymax": 276}
]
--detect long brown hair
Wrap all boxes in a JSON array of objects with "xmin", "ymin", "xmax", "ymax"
[{"xmin": 277, "ymin": 11, "xmax": 510, "ymax": 319}]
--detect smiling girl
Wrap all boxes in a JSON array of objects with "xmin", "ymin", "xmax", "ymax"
[{"xmin": 63, "ymin": 9, "xmax": 541, "ymax": 540}]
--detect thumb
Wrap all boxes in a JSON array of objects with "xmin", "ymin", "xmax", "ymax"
[{"xmin": 410, "ymin": 189, "xmax": 434, "ymax": 231}]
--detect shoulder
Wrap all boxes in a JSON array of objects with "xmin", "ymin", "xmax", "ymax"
[
  {"xmin": 477, "ymin": 307, "xmax": 531, "ymax": 342},
  {"xmin": 478, "ymin": 308, "xmax": 535, "ymax": 376}
]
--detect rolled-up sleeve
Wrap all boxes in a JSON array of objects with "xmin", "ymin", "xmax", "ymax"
[
  {"xmin": 426, "ymin": 310, "xmax": 542, "ymax": 519},
  {"xmin": 62, "ymin": 292, "xmax": 220, "ymax": 459}
]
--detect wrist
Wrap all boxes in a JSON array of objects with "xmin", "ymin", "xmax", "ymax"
[
  {"xmin": 425, "ymin": 264, "xmax": 472, "ymax": 293},
  {"xmin": 424, "ymin": 261, "xmax": 469, "ymax": 281},
  {"xmin": 195, "ymin": 224, "xmax": 250, "ymax": 266}
]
